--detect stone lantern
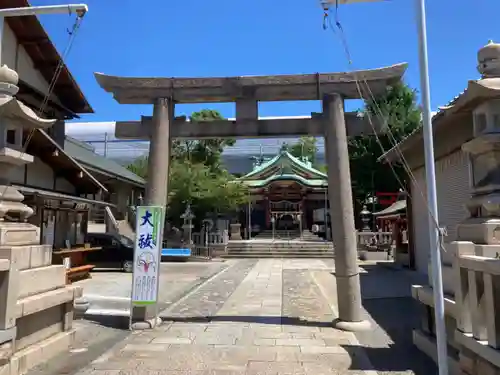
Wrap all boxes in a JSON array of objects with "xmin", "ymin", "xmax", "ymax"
[
  {"xmin": 458, "ymin": 40, "xmax": 500, "ymax": 243},
  {"xmin": 0, "ymin": 65, "xmax": 56, "ymax": 242},
  {"xmin": 360, "ymin": 205, "xmax": 371, "ymax": 232},
  {"xmin": 180, "ymin": 203, "xmax": 195, "ymax": 245}
]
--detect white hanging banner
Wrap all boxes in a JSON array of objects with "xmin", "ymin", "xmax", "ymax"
[{"xmin": 131, "ymin": 206, "xmax": 164, "ymax": 306}]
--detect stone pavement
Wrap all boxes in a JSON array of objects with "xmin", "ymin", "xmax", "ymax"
[
  {"xmin": 74, "ymin": 259, "xmax": 373, "ymax": 375},
  {"xmin": 78, "ymin": 262, "xmax": 229, "ymax": 316},
  {"xmin": 27, "ymin": 259, "xmax": 438, "ymax": 375}
]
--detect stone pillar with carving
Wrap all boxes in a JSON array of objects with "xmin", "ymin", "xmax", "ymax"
[
  {"xmin": 411, "ymin": 41, "xmax": 500, "ymax": 375},
  {"xmin": 0, "ymin": 65, "xmax": 83, "ymax": 375},
  {"xmin": 454, "ymin": 41, "xmax": 500, "ymax": 375},
  {"xmin": 457, "ymin": 42, "xmax": 500, "ymax": 249}
]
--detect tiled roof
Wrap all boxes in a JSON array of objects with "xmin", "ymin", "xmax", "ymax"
[
  {"xmin": 378, "ymin": 88, "xmax": 468, "ymax": 163},
  {"xmin": 64, "ymin": 137, "xmax": 145, "ymax": 187}
]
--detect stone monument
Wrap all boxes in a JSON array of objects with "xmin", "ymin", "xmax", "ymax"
[
  {"xmin": 0, "ymin": 64, "xmax": 82, "ymax": 375},
  {"xmin": 412, "ymin": 41, "xmax": 500, "ymax": 375}
]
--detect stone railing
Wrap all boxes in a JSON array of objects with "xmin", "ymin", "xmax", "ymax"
[
  {"xmin": 0, "ymin": 258, "xmax": 16, "ymax": 368},
  {"xmin": 356, "ymin": 231, "xmax": 392, "ymax": 247},
  {"xmin": 454, "ymin": 254, "xmax": 500, "ymax": 373},
  {"xmin": 412, "ymin": 241, "xmax": 500, "ymax": 374},
  {"xmin": 192, "ymin": 230, "xmax": 229, "ymax": 246},
  {"xmin": 191, "ymin": 230, "xmax": 229, "ymax": 258}
]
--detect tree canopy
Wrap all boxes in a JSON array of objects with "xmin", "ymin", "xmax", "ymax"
[
  {"xmin": 288, "ymin": 136, "xmax": 318, "ymax": 165},
  {"xmin": 171, "ymin": 109, "xmax": 236, "ymax": 171},
  {"xmin": 349, "ymin": 82, "xmax": 422, "ymax": 211},
  {"xmin": 127, "ymin": 109, "xmax": 248, "ymax": 227}
]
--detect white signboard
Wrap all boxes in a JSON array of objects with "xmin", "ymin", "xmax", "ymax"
[{"xmin": 131, "ymin": 206, "xmax": 164, "ymax": 306}]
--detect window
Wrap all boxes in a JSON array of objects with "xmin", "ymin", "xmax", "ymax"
[
  {"xmin": 493, "ymin": 114, "xmax": 500, "ymax": 131},
  {"xmin": 5, "ymin": 130, "xmax": 15, "ymax": 145},
  {"xmin": 474, "ymin": 113, "xmax": 488, "ymax": 135}
]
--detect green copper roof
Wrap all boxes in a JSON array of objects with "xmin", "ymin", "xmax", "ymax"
[
  {"xmin": 244, "ymin": 174, "xmax": 327, "ymax": 188},
  {"xmin": 239, "ymin": 150, "xmax": 327, "ymax": 187}
]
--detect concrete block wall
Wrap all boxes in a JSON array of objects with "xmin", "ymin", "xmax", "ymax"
[{"xmin": 0, "ymin": 223, "xmax": 81, "ymax": 375}]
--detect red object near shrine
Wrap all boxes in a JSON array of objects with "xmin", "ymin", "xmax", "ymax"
[{"xmin": 376, "ymin": 192, "xmax": 399, "ymax": 206}]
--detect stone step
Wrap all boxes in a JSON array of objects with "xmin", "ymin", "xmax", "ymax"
[
  {"xmin": 19, "ymin": 265, "xmax": 67, "ymax": 299},
  {"xmin": 222, "ymin": 253, "xmax": 334, "ymax": 258},
  {"xmin": 226, "ymin": 251, "xmax": 334, "ymax": 256},
  {"xmin": 227, "ymin": 247, "xmax": 333, "ymax": 252},
  {"xmin": 227, "ymin": 246, "xmax": 334, "ymax": 251}
]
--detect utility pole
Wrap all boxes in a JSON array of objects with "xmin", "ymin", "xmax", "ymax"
[
  {"xmin": 322, "ymin": 0, "xmax": 448, "ymax": 373},
  {"xmin": 0, "ymin": 4, "xmax": 88, "ymax": 65},
  {"xmin": 103, "ymin": 132, "xmax": 108, "ymax": 157}
]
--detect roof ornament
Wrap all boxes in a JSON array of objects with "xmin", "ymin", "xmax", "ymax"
[
  {"xmin": 478, "ymin": 40, "xmax": 500, "ymax": 78},
  {"xmin": 279, "ymin": 142, "xmax": 289, "ymax": 154}
]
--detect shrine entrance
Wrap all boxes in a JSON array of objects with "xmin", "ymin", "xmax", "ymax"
[
  {"xmin": 94, "ymin": 63, "xmax": 406, "ymax": 330},
  {"xmin": 269, "ymin": 200, "xmax": 302, "ymax": 231}
]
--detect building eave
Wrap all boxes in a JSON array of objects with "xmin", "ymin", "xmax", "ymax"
[
  {"xmin": 379, "ymin": 78, "xmax": 500, "ymax": 165},
  {"xmin": 2, "ymin": 0, "xmax": 93, "ymax": 114}
]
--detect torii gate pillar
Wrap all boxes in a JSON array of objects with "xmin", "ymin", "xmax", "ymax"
[
  {"xmin": 324, "ymin": 93, "xmax": 370, "ymax": 331},
  {"xmin": 132, "ymin": 97, "xmax": 172, "ymax": 329}
]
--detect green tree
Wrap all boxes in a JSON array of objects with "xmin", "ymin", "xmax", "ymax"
[
  {"xmin": 166, "ymin": 161, "xmax": 248, "ymax": 227},
  {"xmin": 288, "ymin": 136, "xmax": 318, "ymax": 165},
  {"xmin": 127, "ymin": 155, "xmax": 148, "ymax": 179},
  {"xmin": 172, "ymin": 109, "xmax": 236, "ymax": 171},
  {"xmin": 349, "ymin": 82, "xmax": 421, "ymax": 210},
  {"xmin": 126, "ymin": 109, "xmax": 248, "ymax": 226}
]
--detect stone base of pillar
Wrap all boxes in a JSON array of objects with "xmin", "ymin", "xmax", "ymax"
[
  {"xmin": 332, "ymin": 318, "xmax": 371, "ymax": 332},
  {"xmin": 131, "ymin": 316, "xmax": 162, "ymax": 330}
]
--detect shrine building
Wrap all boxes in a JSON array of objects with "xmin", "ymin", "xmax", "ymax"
[{"xmin": 237, "ymin": 149, "xmax": 328, "ymax": 236}]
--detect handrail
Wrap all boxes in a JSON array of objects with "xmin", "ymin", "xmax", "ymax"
[{"xmin": 104, "ymin": 206, "xmax": 119, "ymax": 234}]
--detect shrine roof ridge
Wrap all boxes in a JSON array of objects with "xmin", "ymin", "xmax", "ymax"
[{"xmin": 94, "ymin": 63, "xmax": 408, "ymax": 104}]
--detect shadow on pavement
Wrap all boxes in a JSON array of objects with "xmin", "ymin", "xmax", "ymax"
[
  {"xmin": 81, "ymin": 314, "xmax": 131, "ymax": 330},
  {"xmin": 161, "ymin": 315, "xmax": 333, "ymax": 327},
  {"xmin": 354, "ymin": 263, "xmax": 438, "ymax": 375}
]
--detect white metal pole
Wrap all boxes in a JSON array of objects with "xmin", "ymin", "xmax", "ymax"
[
  {"xmin": 0, "ymin": 4, "xmax": 87, "ymax": 66},
  {"xmin": 415, "ymin": 0, "xmax": 448, "ymax": 374},
  {"xmin": 0, "ymin": 16, "xmax": 4, "ymax": 67},
  {"xmin": 0, "ymin": 4, "xmax": 88, "ymax": 18},
  {"xmin": 104, "ymin": 132, "xmax": 108, "ymax": 157},
  {"xmin": 248, "ymin": 194, "xmax": 252, "ymax": 240}
]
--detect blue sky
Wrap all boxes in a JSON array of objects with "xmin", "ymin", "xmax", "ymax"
[{"xmin": 32, "ymin": 0, "xmax": 500, "ymax": 122}]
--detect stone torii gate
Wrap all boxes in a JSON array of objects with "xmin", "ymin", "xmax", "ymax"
[{"xmin": 95, "ymin": 63, "xmax": 407, "ymax": 330}]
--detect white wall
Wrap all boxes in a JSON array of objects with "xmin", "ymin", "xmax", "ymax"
[
  {"xmin": 9, "ymin": 156, "xmax": 75, "ymax": 195},
  {"xmin": 411, "ymin": 149, "xmax": 471, "ymax": 275},
  {"xmin": 1, "ymin": 22, "xmax": 63, "ymax": 108},
  {"xmin": 1, "ymin": 22, "xmax": 78, "ymax": 195}
]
